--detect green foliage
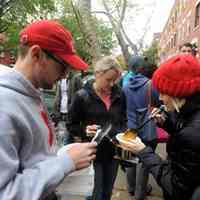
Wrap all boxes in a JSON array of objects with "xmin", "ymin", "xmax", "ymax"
[
  {"xmin": 97, "ymin": 22, "xmax": 115, "ymax": 55},
  {"xmin": 0, "ymin": 0, "xmax": 55, "ymax": 32},
  {"xmin": 116, "ymin": 55, "xmax": 128, "ymax": 70},
  {"xmin": 1, "ymin": 0, "xmax": 115, "ymax": 65},
  {"xmin": 60, "ymin": 16, "xmax": 115, "ymax": 65},
  {"xmin": 1, "ymin": 23, "xmax": 21, "ymax": 55},
  {"xmin": 59, "ymin": 16, "xmax": 92, "ymax": 64},
  {"xmin": 143, "ymin": 41, "xmax": 158, "ymax": 66},
  {"xmin": 0, "ymin": 0, "xmax": 56, "ymax": 55},
  {"xmin": 58, "ymin": 0, "xmax": 115, "ymax": 64}
]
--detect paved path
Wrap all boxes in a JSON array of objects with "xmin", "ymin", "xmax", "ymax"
[{"xmin": 57, "ymin": 144, "xmax": 166, "ymax": 200}]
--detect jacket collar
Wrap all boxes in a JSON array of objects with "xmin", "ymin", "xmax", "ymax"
[
  {"xmin": 84, "ymin": 80, "xmax": 121, "ymax": 101},
  {"xmin": 178, "ymin": 93, "xmax": 200, "ymax": 119}
]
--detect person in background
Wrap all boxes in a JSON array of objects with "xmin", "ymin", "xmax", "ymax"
[
  {"xmin": 123, "ymin": 56, "xmax": 160, "ymax": 200},
  {"xmin": 120, "ymin": 55, "xmax": 200, "ymax": 200},
  {"xmin": 121, "ymin": 57, "xmax": 138, "ymax": 88},
  {"xmin": 179, "ymin": 42, "xmax": 198, "ymax": 57},
  {"xmin": 0, "ymin": 20, "xmax": 97, "ymax": 200},
  {"xmin": 122, "ymin": 56, "xmax": 156, "ymax": 88},
  {"xmin": 53, "ymin": 71, "xmax": 83, "ymax": 144},
  {"xmin": 67, "ymin": 56, "xmax": 127, "ymax": 200},
  {"xmin": 54, "ymin": 72, "xmax": 83, "ymax": 119},
  {"xmin": 54, "ymin": 75, "xmax": 71, "ymax": 125}
]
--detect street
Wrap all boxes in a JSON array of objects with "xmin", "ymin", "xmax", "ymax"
[{"xmin": 56, "ymin": 144, "xmax": 166, "ymax": 200}]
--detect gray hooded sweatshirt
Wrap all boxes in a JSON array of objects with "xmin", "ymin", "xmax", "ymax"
[{"xmin": 0, "ymin": 68, "xmax": 75, "ymax": 200}]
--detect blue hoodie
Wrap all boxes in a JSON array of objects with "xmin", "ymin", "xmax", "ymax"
[
  {"xmin": 123, "ymin": 74, "xmax": 159, "ymax": 142},
  {"xmin": 0, "ymin": 68, "xmax": 75, "ymax": 200}
]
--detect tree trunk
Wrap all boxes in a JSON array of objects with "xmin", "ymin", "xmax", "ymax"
[
  {"xmin": 115, "ymin": 31, "xmax": 130, "ymax": 65},
  {"xmin": 101, "ymin": 0, "xmax": 131, "ymax": 65},
  {"xmin": 78, "ymin": 0, "xmax": 101, "ymax": 65}
]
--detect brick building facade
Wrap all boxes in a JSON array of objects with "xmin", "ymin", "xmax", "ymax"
[{"xmin": 159, "ymin": 0, "xmax": 200, "ymax": 62}]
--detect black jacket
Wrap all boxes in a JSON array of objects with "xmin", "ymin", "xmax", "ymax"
[
  {"xmin": 138, "ymin": 93, "xmax": 200, "ymax": 200},
  {"xmin": 67, "ymin": 81, "xmax": 127, "ymax": 161}
]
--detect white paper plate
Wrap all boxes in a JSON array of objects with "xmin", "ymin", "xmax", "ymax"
[{"xmin": 116, "ymin": 133, "xmax": 136, "ymax": 145}]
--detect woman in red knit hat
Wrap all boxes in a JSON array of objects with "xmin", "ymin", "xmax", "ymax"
[{"xmin": 119, "ymin": 54, "xmax": 200, "ymax": 200}]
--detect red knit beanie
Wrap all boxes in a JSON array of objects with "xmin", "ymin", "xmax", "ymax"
[{"xmin": 152, "ymin": 55, "xmax": 200, "ymax": 97}]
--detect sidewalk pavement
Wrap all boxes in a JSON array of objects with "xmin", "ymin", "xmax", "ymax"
[{"xmin": 57, "ymin": 144, "xmax": 166, "ymax": 200}]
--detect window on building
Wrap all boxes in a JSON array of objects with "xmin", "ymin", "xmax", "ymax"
[
  {"xmin": 179, "ymin": 2, "xmax": 182, "ymax": 14},
  {"xmin": 195, "ymin": 3, "xmax": 200, "ymax": 27},
  {"xmin": 174, "ymin": 10, "xmax": 177, "ymax": 23},
  {"xmin": 181, "ymin": 27, "xmax": 184, "ymax": 41},
  {"xmin": 171, "ymin": 38, "xmax": 174, "ymax": 48},
  {"xmin": 174, "ymin": 33, "xmax": 177, "ymax": 46},
  {"xmin": 188, "ymin": 24, "xmax": 191, "ymax": 35},
  {"xmin": 183, "ymin": 0, "xmax": 186, "ymax": 8}
]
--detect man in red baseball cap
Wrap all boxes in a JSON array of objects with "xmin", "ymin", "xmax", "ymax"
[
  {"xmin": 18, "ymin": 20, "xmax": 88, "ymax": 89},
  {"xmin": 20, "ymin": 20, "xmax": 88, "ymax": 71},
  {"xmin": 0, "ymin": 20, "xmax": 96, "ymax": 200}
]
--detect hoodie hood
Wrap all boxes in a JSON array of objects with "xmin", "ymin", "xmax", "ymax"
[
  {"xmin": 0, "ymin": 68, "xmax": 41, "ymax": 100},
  {"xmin": 128, "ymin": 74, "xmax": 149, "ymax": 91}
]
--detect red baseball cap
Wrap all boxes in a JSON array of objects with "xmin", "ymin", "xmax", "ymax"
[{"xmin": 19, "ymin": 20, "xmax": 88, "ymax": 71}]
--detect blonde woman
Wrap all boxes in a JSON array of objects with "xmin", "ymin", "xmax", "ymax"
[
  {"xmin": 120, "ymin": 55, "xmax": 200, "ymax": 200},
  {"xmin": 67, "ymin": 56, "xmax": 127, "ymax": 200}
]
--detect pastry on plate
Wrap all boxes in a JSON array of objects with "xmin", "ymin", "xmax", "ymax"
[{"xmin": 122, "ymin": 129, "xmax": 137, "ymax": 141}]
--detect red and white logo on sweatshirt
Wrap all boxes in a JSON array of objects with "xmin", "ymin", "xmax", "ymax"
[{"xmin": 40, "ymin": 110, "xmax": 54, "ymax": 146}]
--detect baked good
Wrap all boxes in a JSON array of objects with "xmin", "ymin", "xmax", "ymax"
[{"xmin": 122, "ymin": 129, "xmax": 137, "ymax": 141}]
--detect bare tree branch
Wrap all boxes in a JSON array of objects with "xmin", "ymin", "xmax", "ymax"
[
  {"xmin": 91, "ymin": 10, "xmax": 109, "ymax": 16},
  {"xmin": 76, "ymin": 0, "xmax": 101, "ymax": 63},
  {"xmin": 120, "ymin": 23, "xmax": 138, "ymax": 54},
  {"xmin": 137, "ymin": 1, "xmax": 156, "ymax": 51},
  {"xmin": 94, "ymin": 0, "xmax": 156, "ymax": 63},
  {"xmin": 71, "ymin": 0, "xmax": 91, "ymax": 47},
  {"xmin": 0, "ymin": 0, "xmax": 16, "ymax": 17},
  {"xmin": 119, "ymin": 0, "xmax": 127, "ymax": 26},
  {"xmin": 0, "ymin": 23, "xmax": 9, "ymax": 33},
  {"xmin": 101, "ymin": 0, "xmax": 130, "ymax": 63},
  {"xmin": 102, "ymin": 0, "xmax": 137, "ymax": 55}
]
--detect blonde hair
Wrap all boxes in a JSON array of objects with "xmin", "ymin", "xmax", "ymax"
[
  {"xmin": 94, "ymin": 56, "xmax": 122, "ymax": 74},
  {"xmin": 171, "ymin": 97, "xmax": 186, "ymax": 112}
]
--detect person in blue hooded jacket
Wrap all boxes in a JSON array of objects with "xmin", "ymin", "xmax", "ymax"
[{"xmin": 123, "ymin": 56, "xmax": 160, "ymax": 200}]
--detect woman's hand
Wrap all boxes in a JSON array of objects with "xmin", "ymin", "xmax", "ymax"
[
  {"xmin": 86, "ymin": 124, "xmax": 99, "ymax": 137},
  {"xmin": 151, "ymin": 107, "xmax": 166, "ymax": 126},
  {"xmin": 120, "ymin": 137, "xmax": 146, "ymax": 154}
]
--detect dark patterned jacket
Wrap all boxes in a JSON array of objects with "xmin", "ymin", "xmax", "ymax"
[{"xmin": 138, "ymin": 93, "xmax": 200, "ymax": 200}]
